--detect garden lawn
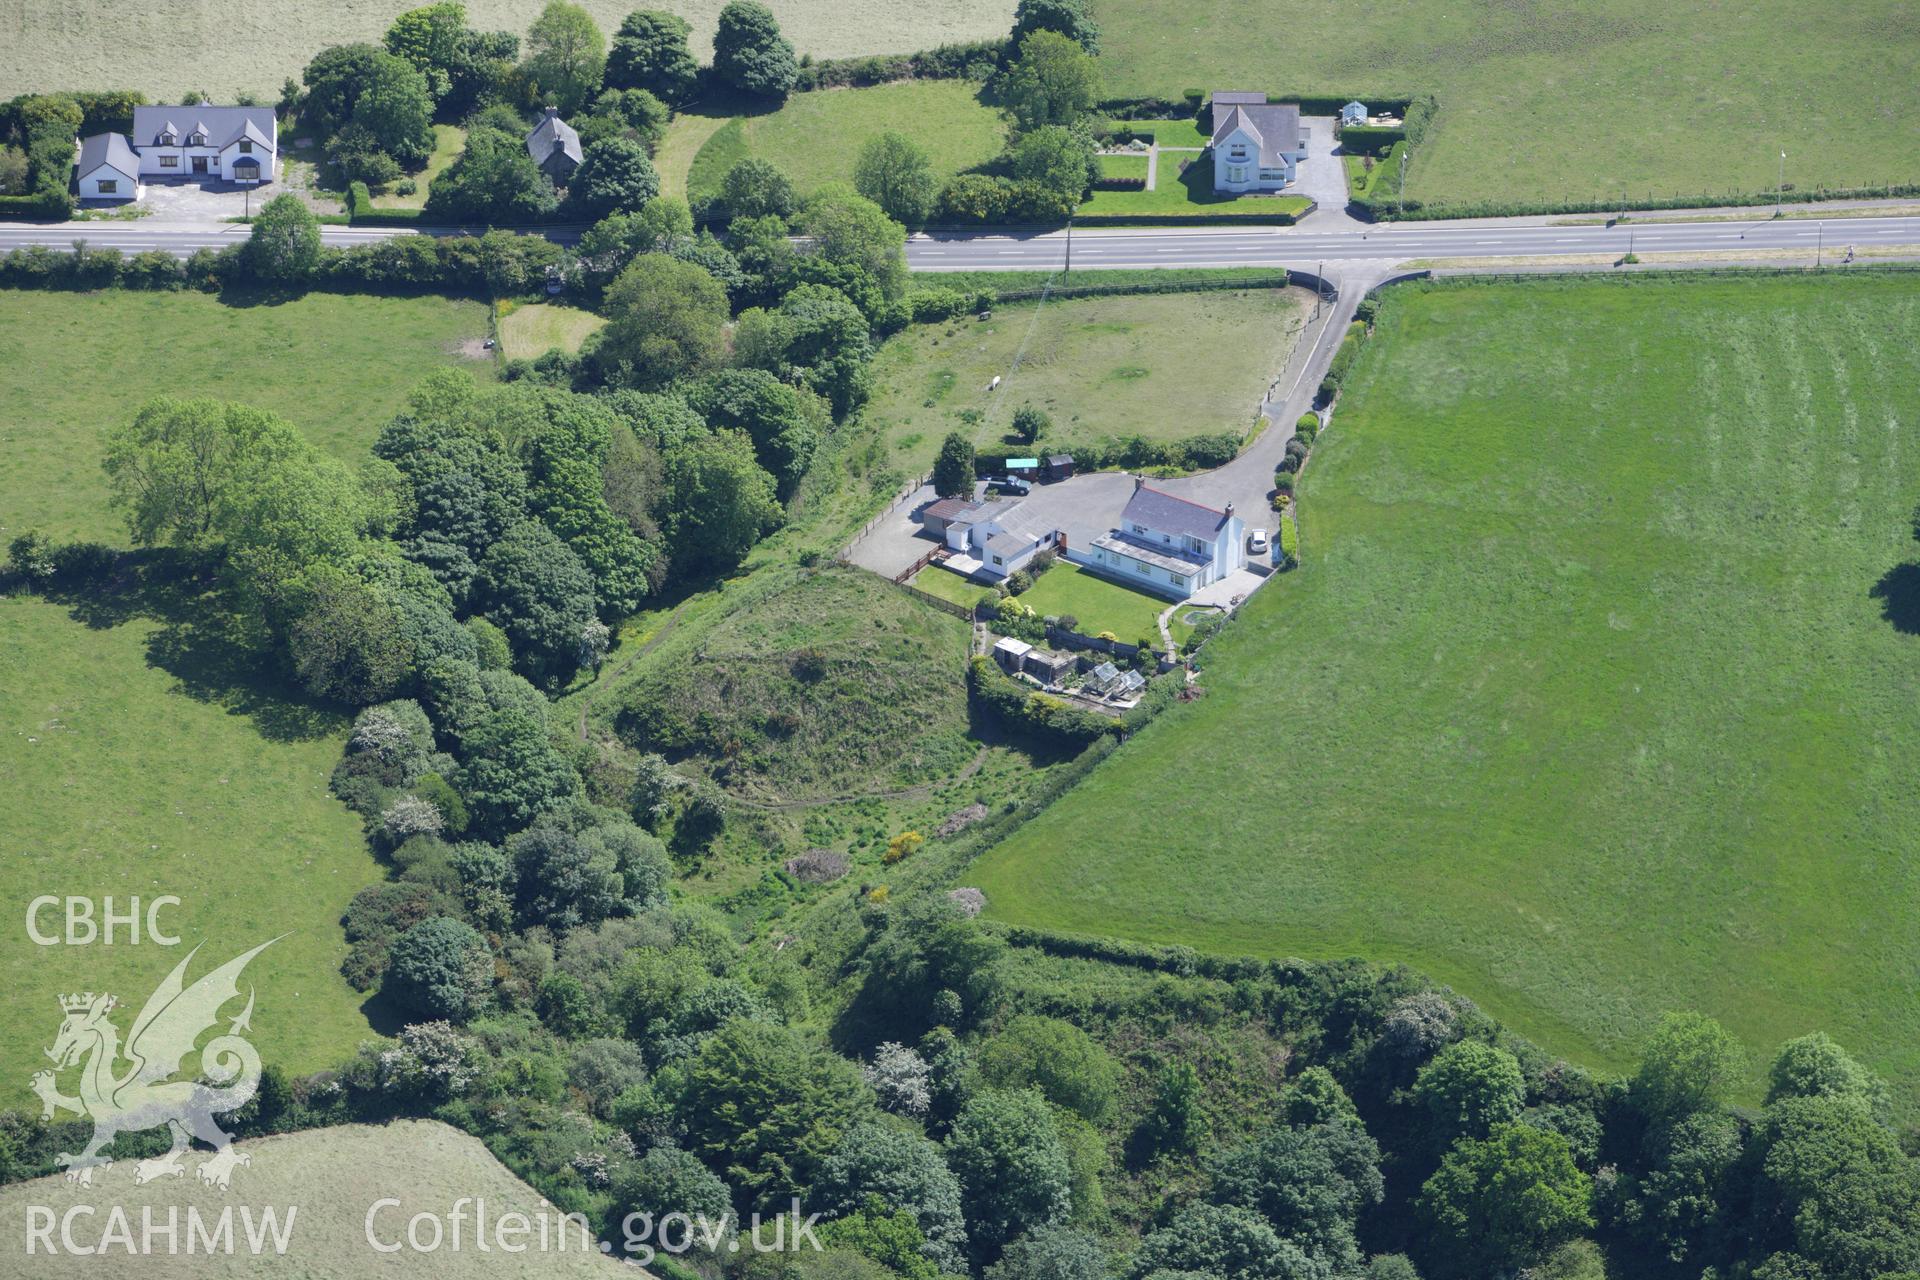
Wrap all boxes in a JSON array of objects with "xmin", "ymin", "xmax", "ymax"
[
  {"xmin": 1077, "ymin": 152, "xmax": 1313, "ymax": 220},
  {"xmin": 1113, "ymin": 119, "xmax": 1207, "ymax": 149},
  {"xmin": 686, "ymin": 81, "xmax": 1007, "ymax": 201},
  {"xmin": 1018, "ymin": 561, "xmax": 1168, "ymax": 644},
  {"xmin": 909, "ymin": 564, "xmax": 997, "ymax": 610},
  {"xmin": 1097, "ymin": 153, "xmax": 1150, "ymax": 181},
  {"xmin": 972, "ymin": 272, "xmax": 1920, "ymax": 1106},
  {"xmin": 0, "ymin": 593, "xmax": 383, "ymax": 1107},
  {"xmin": 0, "ymin": 289, "xmax": 490, "ymax": 544},
  {"xmin": 1091, "ymin": 0, "xmax": 1920, "ymax": 212},
  {"xmin": 498, "ymin": 301, "xmax": 607, "ymax": 360},
  {"xmin": 862, "ymin": 288, "xmax": 1304, "ymax": 474}
]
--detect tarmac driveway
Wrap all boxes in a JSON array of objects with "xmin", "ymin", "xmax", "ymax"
[
  {"xmin": 134, "ymin": 175, "xmax": 275, "ymax": 221},
  {"xmin": 1294, "ymin": 116, "xmax": 1367, "ymax": 230}
]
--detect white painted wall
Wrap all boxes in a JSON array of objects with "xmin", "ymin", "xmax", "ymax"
[{"xmin": 77, "ymin": 165, "xmax": 138, "ymax": 200}]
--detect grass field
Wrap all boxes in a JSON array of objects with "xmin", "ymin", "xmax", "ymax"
[
  {"xmin": 910, "ymin": 564, "xmax": 998, "ymax": 610},
  {"xmin": 0, "ymin": 290, "xmax": 490, "ymax": 545},
  {"xmin": 1096, "ymin": 153, "xmax": 1150, "ymax": 181},
  {"xmin": 686, "ymin": 81, "xmax": 1007, "ymax": 202},
  {"xmin": 1091, "ymin": 0, "xmax": 1920, "ymax": 211},
  {"xmin": 0, "ymin": 1120, "xmax": 626, "ymax": 1276},
  {"xmin": 0, "ymin": 592, "xmax": 383, "ymax": 1107},
  {"xmin": 862, "ymin": 288, "xmax": 1305, "ymax": 474},
  {"xmin": 971, "ymin": 272, "xmax": 1920, "ymax": 1103},
  {"xmin": 497, "ymin": 300, "xmax": 607, "ymax": 359},
  {"xmin": 0, "ymin": 1, "xmax": 1014, "ymax": 102}
]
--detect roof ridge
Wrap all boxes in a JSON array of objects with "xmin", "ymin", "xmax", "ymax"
[{"xmin": 1136, "ymin": 483, "xmax": 1227, "ymax": 519}]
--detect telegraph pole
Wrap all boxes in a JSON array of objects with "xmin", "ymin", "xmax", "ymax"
[
  {"xmin": 1816, "ymin": 219, "xmax": 1823, "ymax": 268},
  {"xmin": 1777, "ymin": 150, "xmax": 1786, "ymax": 217},
  {"xmin": 1063, "ymin": 217, "xmax": 1073, "ymax": 276}
]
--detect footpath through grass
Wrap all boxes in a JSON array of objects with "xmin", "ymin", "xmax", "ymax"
[
  {"xmin": 0, "ymin": 289, "xmax": 490, "ymax": 544},
  {"xmin": 1092, "ymin": 0, "xmax": 1920, "ymax": 212},
  {"xmin": 972, "ymin": 271, "xmax": 1920, "ymax": 1104},
  {"xmin": 0, "ymin": 593, "xmax": 383, "ymax": 1105}
]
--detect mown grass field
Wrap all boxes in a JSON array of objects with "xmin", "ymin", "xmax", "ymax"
[
  {"xmin": 1091, "ymin": 0, "xmax": 1920, "ymax": 211},
  {"xmin": 972, "ymin": 272, "xmax": 1920, "ymax": 1101},
  {"xmin": 0, "ymin": 1120, "xmax": 627, "ymax": 1276},
  {"xmin": 370, "ymin": 123, "xmax": 465, "ymax": 209},
  {"xmin": 0, "ymin": 592, "xmax": 383, "ymax": 1106},
  {"xmin": 862, "ymin": 288, "xmax": 1304, "ymax": 474},
  {"xmin": 0, "ymin": 290, "xmax": 489, "ymax": 545},
  {"xmin": 498, "ymin": 300, "xmax": 607, "ymax": 359},
  {"xmin": 686, "ymin": 81, "xmax": 1007, "ymax": 202},
  {"xmin": 0, "ymin": 0, "xmax": 1014, "ymax": 101}
]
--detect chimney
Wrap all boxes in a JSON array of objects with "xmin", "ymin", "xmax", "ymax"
[
  {"xmin": 1133, "ymin": 474, "xmax": 1145, "ymax": 493},
  {"xmin": 1225, "ymin": 502, "xmax": 1235, "ymax": 515},
  {"xmin": 543, "ymin": 105, "xmax": 560, "ymax": 119}
]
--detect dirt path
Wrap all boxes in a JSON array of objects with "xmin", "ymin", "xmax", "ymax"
[{"xmin": 573, "ymin": 599, "xmax": 698, "ymax": 741}]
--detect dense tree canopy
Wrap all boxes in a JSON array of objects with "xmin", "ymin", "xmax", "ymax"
[
  {"xmin": 424, "ymin": 123, "xmax": 557, "ymax": 224},
  {"xmin": 591, "ymin": 253, "xmax": 731, "ymax": 388},
  {"xmin": 1411, "ymin": 1040, "xmax": 1526, "ymax": 1147},
  {"xmin": 946, "ymin": 1089, "xmax": 1072, "ymax": 1256},
  {"xmin": 522, "ymin": 0, "xmax": 607, "ymax": 113},
  {"xmin": 711, "ymin": 0, "xmax": 798, "ymax": 100},
  {"xmin": 383, "ymin": 915, "xmax": 492, "ymax": 1021},
  {"xmin": 680, "ymin": 1018, "xmax": 874, "ymax": 1210},
  {"xmin": 854, "ymin": 131, "xmax": 939, "ymax": 228},
  {"xmin": 1416, "ymin": 1123, "xmax": 1593, "ymax": 1279},
  {"xmin": 661, "ymin": 429, "xmax": 783, "ymax": 574},
  {"xmin": 1001, "ymin": 31, "xmax": 1101, "ymax": 129},
  {"xmin": 248, "ymin": 194, "xmax": 323, "ymax": 281},
  {"xmin": 794, "ymin": 187, "xmax": 908, "ymax": 301},
  {"xmin": 606, "ymin": 9, "xmax": 700, "ymax": 101},
  {"xmin": 564, "ymin": 135, "xmax": 660, "ymax": 220},
  {"xmin": 474, "ymin": 519, "xmax": 597, "ymax": 683},
  {"xmin": 1011, "ymin": 0, "xmax": 1101, "ymax": 52}
]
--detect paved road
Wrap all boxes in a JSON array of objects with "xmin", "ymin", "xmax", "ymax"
[
  {"xmin": 5, "ymin": 211, "xmax": 1916, "ymax": 269},
  {"xmin": 907, "ymin": 214, "xmax": 1920, "ymax": 271}
]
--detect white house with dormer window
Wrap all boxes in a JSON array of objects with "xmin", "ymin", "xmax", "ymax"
[
  {"xmin": 76, "ymin": 105, "xmax": 277, "ymax": 200},
  {"xmin": 1210, "ymin": 92, "xmax": 1306, "ymax": 194},
  {"xmin": 1074, "ymin": 480, "xmax": 1245, "ymax": 600}
]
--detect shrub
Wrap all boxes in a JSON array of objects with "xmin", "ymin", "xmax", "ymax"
[
  {"xmin": 1273, "ymin": 472, "xmax": 1295, "ymax": 497},
  {"xmin": 883, "ymin": 830, "xmax": 925, "ymax": 865}
]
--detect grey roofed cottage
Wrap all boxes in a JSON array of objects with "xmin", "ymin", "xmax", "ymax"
[
  {"xmin": 75, "ymin": 132, "xmax": 141, "ymax": 200},
  {"xmin": 526, "ymin": 107, "xmax": 583, "ymax": 181},
  {"xmin": 1209, "ymin": 92, "xmax": 1305, "ymax": 193}
]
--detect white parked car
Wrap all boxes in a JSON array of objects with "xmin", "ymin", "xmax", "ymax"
[{"xmin": 1248, "ymin": 529, "xmax": 1269, "ymax": 555}]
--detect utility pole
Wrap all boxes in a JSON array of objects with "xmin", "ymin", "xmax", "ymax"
[
  {"xmin": 1816, "ymin": 219, "xmax": 1823, "ymax": 268},
  {"xmin": 1315, "ymin": 260, "xmax": 1323, "ymax": 321},
  {"xmin": 1063, "ymin": 217, "xmax": 1073, "ymax": 276},
  {"xmin": 1777, "ymin": 150, "xmax": 1786, "ymax": 217},
  {"xmin": 1397, "ymin": 145, "xmax": 1407, "ymax": 218}
]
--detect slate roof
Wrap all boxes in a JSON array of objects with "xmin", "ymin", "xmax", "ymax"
[
  {"xmin": 984, "ymin": 530, "xmax": 1037, "ymax": 562},
  {"xmin": 132, "ymin": 105, "xmax": 277, "ymax": 151},
  {"xmin": 922, "ymin": 496, "xmax": 981, "ymax": 524},
  {"xmin": 1121, "ymin": 484, "xmax": 1232, "ymax": 544},
  {"xmin": 76, "ymin": 132, "xmax": 139, "ymax": 180},
  {"xmin": 1210, "ymin": 96, "xmax": 1302, "ymax": 169},
  {"xmin": 526, "ymin": 109, "xmax": 583, "ymax": 168}
]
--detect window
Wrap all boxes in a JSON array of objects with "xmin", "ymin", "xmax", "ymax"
[
  {"xmin": 238, "ymin": 140, "xmax": 252, "ymax": 154},
  {"xmin": 159, "ymin": 132, "xmax": 174, "ymax": 145},
  {"xmin": 97, "ymin": 180, "xmax": 116, "ymax": 193},
  {"xmin": 190, "ymin": 133, "xmax": 205, "ymax": 145},
  {"xmin": 1134, "ymin": 561, "xmax": 1149, "ymax": 576},
  {"xmin": 992, "ymin": 555, "xmax": 1003, "ymax": 566},
  {"xmin": 1172, "ymin": 576, "xmax": 1186, "ymax": 589},
  {"xmin": 159, "ymin": 155, "xmax": 178, "ymax": 168}
]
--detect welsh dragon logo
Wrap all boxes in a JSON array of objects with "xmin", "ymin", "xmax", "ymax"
[{"xmin": 30, "ymin": 939, "xmax": 280, "ymax": 1190}]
